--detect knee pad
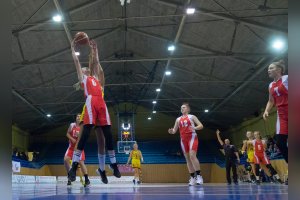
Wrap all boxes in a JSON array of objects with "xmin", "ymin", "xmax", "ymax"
[
  {"xmin": 77, "ymin": 124, "xmax": 93, "ymax": 150},
  {"xmin": 102, "ymin": 125, "xmax": 114, "ymax": 150}
]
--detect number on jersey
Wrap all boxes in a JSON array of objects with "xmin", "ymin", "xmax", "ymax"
[
  {"xmin": 274, "ymin": 87, "xmax": 280, "ymax": 96},
  {"xmin": 180, "ymin": 120, "xmax": 188, "ymax": 127}
]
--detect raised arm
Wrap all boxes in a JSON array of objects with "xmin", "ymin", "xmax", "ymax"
[
  {"xmin": 241, "ymin": 140, "xmax": 247, "ymax": 153},
  {"xmin": 216, "ymin": 129, "xmax": 224, "ymax": 146},
  {"xmin": 89, "ymin": 40, "xmax": 105, "ymax": 86},
  {"xmin": 71, "ymin": 40, "xmax": 83, "ymax": 82},
  {"xmin": 263, "ymin": 92, "xmax": 274, "ymax": 120},
  {"xmin": 191, "ymin": 115, "xmax": 204, "ymax": 130},
  {"xmin": 168, "ymin": 118, "xmax": 179, "ymax": 134}
]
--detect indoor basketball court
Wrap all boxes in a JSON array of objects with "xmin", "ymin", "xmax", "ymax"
[{"xmin": 12, "ymin": 0, "xmax": 288, "ymax": 199}]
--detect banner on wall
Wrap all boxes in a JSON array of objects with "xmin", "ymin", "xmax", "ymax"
[
  {"xmin": 12, "ymin": 161, "xmax": 21, "ymax": 173},
  {"xmin": 12, "ymin": 175, "xmax": 35, "ymax": 183},
  {"xmin": 35, "ymin": 176, "xmax": 57, "ymax": 183}
]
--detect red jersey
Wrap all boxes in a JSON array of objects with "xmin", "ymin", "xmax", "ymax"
[
  {"xmin": 81, "ymin": 75, "xmax": 103, "ymax": 97},
  {"xmin": 269, "ymin": 75, "xmax": 288, "ymax": 107},
  {"xmin": 252, "ymin": 139, "xmax": 266, "ymax": 154},
  {"xmin": 68, "ymin": 123, "xmax": 80, "ymax": 150},
  {"xmin": 178, "ymin": 115, "xmax": 196, "ymax": 138}
]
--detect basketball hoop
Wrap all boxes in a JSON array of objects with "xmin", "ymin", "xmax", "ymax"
[{"xmin": 119, "ymin": 0, "xmax": 130, "ymax": 6}]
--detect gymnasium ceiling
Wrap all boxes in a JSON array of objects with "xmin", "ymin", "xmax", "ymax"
[{"xmin": 12, "ymin": 0, "xmax": 288, "ymax": 134}]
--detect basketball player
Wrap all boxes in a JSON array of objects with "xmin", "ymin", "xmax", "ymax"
[
  {"xmin": 241, "ymin": 131, "xmax": 257, "ymax": 182},
  {"xmin": 76, "ymin": 105, "xmax": 107, "ymax": 184},
  {"xmin": 89, "ymin": 39, "xmax": 121, "ymax": 183},
  {"xmin": 246, "ymin": 131, "xmax": 282, "ymax": 184},
  {"xmin": 68, "ymin": 38, "xmax": 121, "ymax": 183},
  {"xmin": 126, "ymin": 143, "xmax": 144, "ymax": 184},
  {"xmin": 263, "ymin": 60, "xmax": 288, "ymax": 184},
  {"xmin": 168, "ymin": 103, "xmax": 204, "ymax": 186},
  {"xmin": 64, "ymin": 114, "xmax": 90, "ymax": 187}
]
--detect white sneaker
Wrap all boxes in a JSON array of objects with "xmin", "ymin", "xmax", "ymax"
[
  {"xmin": 196, "ymin": 175, "xmax": 203, "ymax": 185},
  {"xmin": 189, "ymin": 177, "xmax": 196, "ymax": 186}
]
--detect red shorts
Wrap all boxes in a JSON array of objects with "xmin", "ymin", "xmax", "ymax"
[
  {"xmin": 180, "ymin": 133, "xmax": 198, "ymax": 153},
  {"xmin": 84, "ymin": 95, "xmax": 111, "ymax": 126},
  {"xmin": 254, "ymin": 152, "xmax": 270, "ymax": 165},
  {"xmin": 276, "ymin": 106, "xmax": 288, "ymax": 135},
  {"xmin": 65, "ymin": 148, "xmax": 85, "ymax": 161}
]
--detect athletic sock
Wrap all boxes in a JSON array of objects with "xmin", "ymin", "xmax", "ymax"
[
  {"xmin": 98, "ymin": 154, "xmax": 106, "ymax": 171},
  {"xmin": 108, "ymin": 151, "xmax": 116, "ymax": 164},
  {"xmin": 190, "ymin": 172, "xmax": 195, "ymax": 178},
  {"xmin": 196, "ymin": 170, "xmax": 201, "ymax": 176}
]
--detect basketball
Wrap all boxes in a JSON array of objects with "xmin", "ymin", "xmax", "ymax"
[{"xmin": 74, "ymin": 32, "xmax": 89, "ymax": 45}]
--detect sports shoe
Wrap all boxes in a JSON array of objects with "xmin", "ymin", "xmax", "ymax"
[
  {"xmin": 196, "ymin": 175, "xmax": 203, "ymax": 185},
  {"xmin": 109, "ymin": 163, "xmax": 121, "ymax": 178},
  {"xmin": 67, "ymin": 180, "xmax": 72, "ymax": 186},
  {"xmin": 133, "ymin": 179, "xmax": 136, "ymax": 184},
  {"xmin": 68, "ymin": 163, "xmax": 78, "ymax": 182},
  {"xmin": 189, "ymin": 177, "xmax": 196, "ymax": 186},
  {"xmin": 137, "ymin": 181, "xmax": 141, "ymax": 185},
  {"xmin": 96, "ymin": 168, "xmax": 108, "ymax": 184},
  {"xmin": 285, "ymin": 178, "xmax": 288, "ymax": 185},
  {"xmin": 84, "ymin": 179, "xmax": 90, "ymax": 187}
]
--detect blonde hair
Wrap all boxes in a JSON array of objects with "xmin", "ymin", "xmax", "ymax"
[{"xmin": 272, "ymin": 60, "xmax": 285, "ymax": 74}]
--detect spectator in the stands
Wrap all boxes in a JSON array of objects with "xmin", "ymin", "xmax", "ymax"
[{"xmin": 271, "ymin": 144, "xmax": 282, "ymax": 159}]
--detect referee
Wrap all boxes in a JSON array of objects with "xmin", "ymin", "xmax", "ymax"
[{"xmin": 216, "ymin": 129, "xmax": 240, "ymax": 185}]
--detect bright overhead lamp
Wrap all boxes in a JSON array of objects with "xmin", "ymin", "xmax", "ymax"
[
  {"xmin": 52, "ymin": 14, "xmax": 62, "ymax": 22},
  {"xmin": 168, "ymin": 45, "xmax": 175, "ymax": 51},
  {"xmin": 186, "ymin": 8, "xmax": 195, "ymax": 14},
  {"xmin": 165, "ymin": 71, "xmax": 172, "ymax": 76},
  {"xmin": 272, "ymin": 39, "xmax": 285, "ymax": 51}
]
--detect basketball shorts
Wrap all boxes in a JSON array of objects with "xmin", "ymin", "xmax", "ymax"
[
  {"xmin": 180, "ymin": 133, "xmax": 198, "ymax": 154},
  {"xmin": 247, "ymin": 150, "xmax": 254, "ymax": 163},
  {"xmin": 132, "ymin": 159, "xmax": 141, "ymax": 169},
  {"xmin": 83, "ymin": 95, "xmax": 111, "ymax": 126},
  {"xmin": 276, "ymin": 106, "xmax": 288, "ymax": 135},
  {"xmin": 254, "ymin": 152, "xmax": 270, "ymax": 165},
  {"xmin": 65, "ymin": 148, "xmax": 85, "ymax": 161}
]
